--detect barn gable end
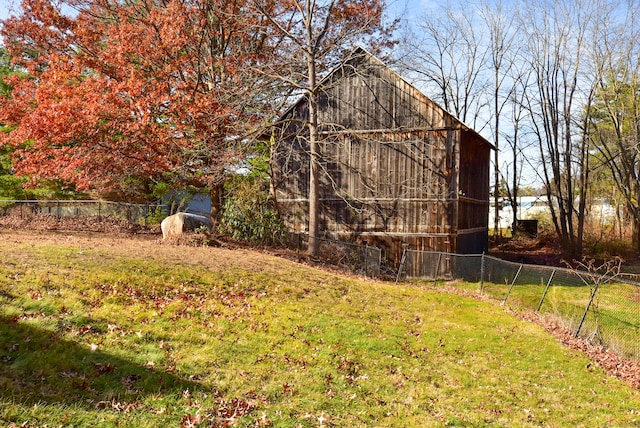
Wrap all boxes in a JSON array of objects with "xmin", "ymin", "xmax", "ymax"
[{"xmin": 272, "ymin": 47, "xmax": 493, "ymax": 267}]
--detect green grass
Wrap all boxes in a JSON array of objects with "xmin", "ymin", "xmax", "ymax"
[
  {"xmin": 479, "ymin": 275, "xmax": 640, "ymax": 360},
  {"xmin": 1, "ymin": 234, "xmax": 640, "ymax": 427}
]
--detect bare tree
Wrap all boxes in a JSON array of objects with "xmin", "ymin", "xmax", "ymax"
[
  {"xmin": 588, "ymin": 0, "xmax": 640, "ymax": 250},
  {"xmin": 517, "ymin": 0, "xmax": 604, "ymax": 258},
  {"xmin": 254, "ymin": 0, "xmax": 394, "ymax": 256},
  {"xmin": 397, "ymin": 0, "xmax": 640, "ymax": 257},
  {"xmin": 398, "ymin": 2, "xmax": 491, "ymax": 129},
  {"xmin": 502, "ymin": 65, "xmax": 534, "ymax": 235},
  {"xmin": 479, "ymin": 0, "xmax": 519, "ymax": 238}
]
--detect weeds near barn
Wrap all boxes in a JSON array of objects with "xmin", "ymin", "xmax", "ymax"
[{"xmin": 1, "ymin": 231, "xmax": 640, "ymax": 426}]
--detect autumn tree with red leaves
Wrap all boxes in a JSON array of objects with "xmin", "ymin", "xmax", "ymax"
[
  {"xmin": 0, "ymin": 0, "xmax": 395, "ymax": 237},
  {"xmin": 0, "ymin": 0, "xmax": 278, "ymax": 224}
]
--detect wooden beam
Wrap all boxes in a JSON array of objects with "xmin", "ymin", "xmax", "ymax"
[{"xmin": 318, "ymin": 126, "xmax": 465, "ymax": 135}]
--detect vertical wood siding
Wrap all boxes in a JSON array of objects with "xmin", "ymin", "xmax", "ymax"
[{"xmin": 272, "ymin": 49, "xmax": 490, "ymax": 266}]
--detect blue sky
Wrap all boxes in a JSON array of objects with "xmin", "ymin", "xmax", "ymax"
[
  {"xmin": 0, "ymin": 0, "xmax": 427, "ymax": 44},
  {"xmin": 0, "ymin": 0, "xmax": 17, "ymax": 22},
  {"xmin": 0, "ymin": 0, "xmax": 425, "ymax": 21},
  {"xmin": 0, "ymin": 0, "xmax": 429, "ymax": 27}
]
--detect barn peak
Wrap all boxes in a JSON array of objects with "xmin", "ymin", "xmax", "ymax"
[{"xmin": 281, "ymin": 45, "xmax": 495, "ymax": 151}]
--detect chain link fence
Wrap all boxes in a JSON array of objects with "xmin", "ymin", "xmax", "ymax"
[
  {"xmin": 397, "ymin": 250, "xmax": 640, "ymax": 361},
  {"xmin": 0, "ymin": 200, "xmax": 168, "ymax": 225},
  {"xmin": 285, "ymin": 232, "xmax": 382, "ymax": 278}
]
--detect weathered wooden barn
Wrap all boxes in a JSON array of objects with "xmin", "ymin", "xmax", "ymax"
[{"xmin": 271, "ymin": 47, "xmax": 494, "ymax": 267}]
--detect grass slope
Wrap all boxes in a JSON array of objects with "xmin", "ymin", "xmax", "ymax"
[{"xmin": 0, "ymin": 231, "xmax": 639, "ymax": 427}]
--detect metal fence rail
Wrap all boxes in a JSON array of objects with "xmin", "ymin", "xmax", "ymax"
[
  {"xmin": 0, "ymin": 200, "xmax": 168, "ymax": 225},
  {"xmin": 286, "ymin": 232, "xmax": 382, "ymax": 278},
  {"xmin": 397, "ymin": 250, "xmax": 640, "ymax": 361}
]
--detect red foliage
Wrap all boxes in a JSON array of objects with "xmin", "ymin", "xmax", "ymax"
[{"xmin": 0, "ymin": 0, "xmax": 277, "ymax": 197}]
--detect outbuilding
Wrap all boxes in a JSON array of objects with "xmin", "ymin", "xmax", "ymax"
[{"xmin": 271, "ymin": 47, "xmax": 494, "ymax": 267}]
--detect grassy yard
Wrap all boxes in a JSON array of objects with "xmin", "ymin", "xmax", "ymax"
[
  {"xmin": 1, "ymin": 231, "xmax": 639, "ymax": 427},
  {"xmin": 478, "ymin": 273, "xmax": 640, "ymax": 360}
]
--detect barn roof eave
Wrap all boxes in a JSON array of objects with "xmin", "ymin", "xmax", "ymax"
[{"xmin": 458, "ymin": 124, "xmax": 496, "ymax": 151}]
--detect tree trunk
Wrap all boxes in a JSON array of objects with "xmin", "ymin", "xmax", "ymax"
[
  {"xmin": 308, "ymin": 122, "xmax": 320, "ymax": 256},
  {"xmin": 493, "ymin": 90, "xmax": 500, "ymax": 240},
  {"xmin": 306, "ymin": 10, "xmax": 320, "ymax": 257},
  {"xmin": 631, "ymin": 199, "xmax": 640, "ymax": 253},
  {"xmin": 511, "ymin": 141, "xmax": 517, "ymax": 236},
  {"xmin": 210, "ymin": 180, "xmax": 225, "ymax": 233},
  {"xmin": 633, "ymin": 217, "xmax": 640, "ymax": 253}
]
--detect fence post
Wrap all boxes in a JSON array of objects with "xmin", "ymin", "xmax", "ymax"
[
  {"xmin": 480, "ymin": 252, "xmax": 486, "ymax": 293},
  {"xmin": 574, "ymin": 282, "xmax": 601, "ymax": 338},
  {"xmin": 364, "ymin": 244, "xmax": 368, "ymax": 279},
  {"xmin": 536, "ymin": 269, "xmax": 556, "ymax": 313},
  {"xmin": 502, "ymin": 264, "xmax": 523, "ymax": 306},
  {"xmin": 396, "ymin": 247, "xmax": 408, "ymax": 284},
  {"xmin": 434, "ymin": 253, "xmax": 442, "ymax": 287}
]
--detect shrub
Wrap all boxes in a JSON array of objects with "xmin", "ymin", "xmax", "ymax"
[
  {"xmin": 144, "ymin": 205, "xmax": 168, "ymax": 225},
  {"xmin": 219, "ymin": 176, "xmax": 284, "ymax": 244}
]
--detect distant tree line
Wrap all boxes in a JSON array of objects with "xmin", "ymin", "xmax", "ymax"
[{"xmin": 398, "ymin": 0, "xmax": 640, "ymax": 257}]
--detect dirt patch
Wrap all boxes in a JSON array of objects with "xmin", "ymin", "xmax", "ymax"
[
  {"xmin": 0, "ymin": 222, "xmax": 313, "ymax": 280},
  {"xmin": 0, "ymin": 213, "xmax": 160, "ymax": 235},
  {"xmin": 490, "ymin": 233, "xmax": 564, "ymax": 266},
  {"xmin": 0, "ymin": 214, "xmax": 350, "ymax": 278}
]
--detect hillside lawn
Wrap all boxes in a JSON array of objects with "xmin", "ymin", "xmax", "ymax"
[{"xmin": 1, "ymin": 230, "xmax": 639, "ymax": 427}]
